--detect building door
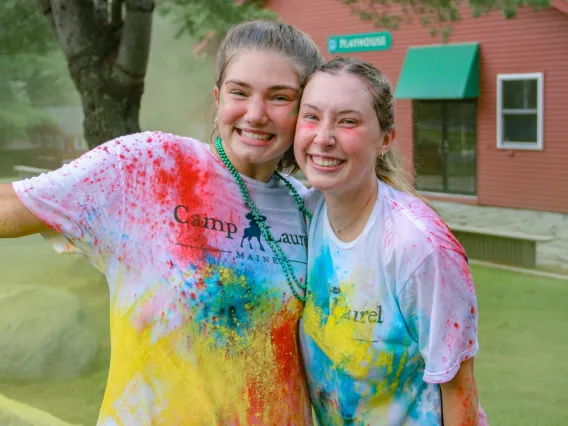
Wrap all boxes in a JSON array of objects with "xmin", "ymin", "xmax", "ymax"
[{"xmin": 413, "ymin": 100, "xmax": 477, "ymax": 196}]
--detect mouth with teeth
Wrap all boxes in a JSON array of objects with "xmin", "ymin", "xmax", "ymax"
[
  {"xmin": 236, "ymin": 128, "xmax": 275, "ymax": 144},
  {"xmin": 309, "ymin": 154, "xmax": 346, "ymax": 170}
]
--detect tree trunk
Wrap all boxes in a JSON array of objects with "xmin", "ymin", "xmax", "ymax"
[
  {"xmin": 70, "ymin": 63, "xmax": 143, "ymax": 149},
  {"xmin": 39, "ymin": 0, "xmax": 153, "ymax": 148}
]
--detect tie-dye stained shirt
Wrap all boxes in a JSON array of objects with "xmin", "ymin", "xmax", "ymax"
[
  {"xmin": 299, "ymin": 180, "xmax": 481, "ymax": 426},
  {"xmin": 13, "ymin": 132, "xmax": 312, "ymax": 425}
]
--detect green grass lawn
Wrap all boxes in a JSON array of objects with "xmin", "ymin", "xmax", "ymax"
[{"xmin": 0, "ymin": 236, "xmax": 567, "ymax": 425}]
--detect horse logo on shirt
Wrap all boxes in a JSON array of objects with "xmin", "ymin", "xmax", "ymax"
[{"xmin": 241, "ymin": 213, "xmax": 269, "ymax": 251}]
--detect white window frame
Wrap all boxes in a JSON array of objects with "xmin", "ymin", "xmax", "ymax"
[{"xmin": 496, "ymin": 72, "xmax": 543, "ymax": 151}]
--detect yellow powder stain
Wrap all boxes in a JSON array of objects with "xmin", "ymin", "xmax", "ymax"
[
  {"xmin": 99, "ymin": 287, "xmax": 305, "ymax": 425},
  {"xmin": 303, "ymin": 286, "xmax": 408, "ymax": 402}
]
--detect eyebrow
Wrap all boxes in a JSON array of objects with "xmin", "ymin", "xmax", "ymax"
[
  {"xmin": 301, "ymin": 103, "xmax": 364, "ymax": 116},
  {"xmin": 225, "ymin": 80, "xmax": 300, "ymax": 93}
]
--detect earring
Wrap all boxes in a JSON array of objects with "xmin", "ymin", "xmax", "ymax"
[{"xmin": 378, "ymin": 151, "xmax": 385, "ymax": 160}]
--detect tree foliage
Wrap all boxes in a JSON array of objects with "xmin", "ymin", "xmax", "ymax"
[
  {"xmin": 159, "ymin": 0, "xmax": 277, "ymax": 42},
  {"xmin": 340, "ymin": 0, "xmax": 553, "ymax": 38},
  {"xmin": 0, "ymin": 0, "xmax": 78, "ymax": 143}
]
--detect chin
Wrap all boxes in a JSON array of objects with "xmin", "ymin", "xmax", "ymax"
[
  {"xmin": 230, "ymin": 137, "xmax": 289, "ymax": 165},
  {"xmin": 304, "ymin": 172, "xmax": 341, "ymax": 193}
]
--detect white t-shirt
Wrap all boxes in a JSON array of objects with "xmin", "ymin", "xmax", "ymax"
[
  {"xmin": 300, "ymin": 179, "xmax": 486, "ymax": 425},
  {"xmin": 13, "ymin": 131, "xmax": 313, "ymax": 425}
]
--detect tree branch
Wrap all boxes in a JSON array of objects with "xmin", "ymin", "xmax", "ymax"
[
  {"xmin": 113, "ymin": 0, "xmax": 153, "ymax": 84},
  {"xmin": 48, "ymin": 0, "xmax": 107, "ymax": 61},
  {"xmin": 111, "ymin": 0, "xmax": 124, "ymax": 27}
]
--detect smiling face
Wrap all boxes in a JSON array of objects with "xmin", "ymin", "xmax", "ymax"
[
  {"xmin": 294, "ymin": 71, "xmax": 386, "ymax": 194},
  {"xmin": 214, "ymin": 49, "xmax": 301, "ymax": 174}
]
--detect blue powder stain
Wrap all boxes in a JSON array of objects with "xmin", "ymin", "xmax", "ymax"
[
  {"xmin": 308, "ymin": 242, "xmax": 335, "ymax": 321},
  {"xmin": 305, "ymin": 334, "xmax": 365, "ymax": 423},
  {"xmin": 304, "ymin": 235, "xmax": 442, "ymax": 423},
  {"xmin": 175, "ymin": 253, "xmax": 286, "ymax": 347}
]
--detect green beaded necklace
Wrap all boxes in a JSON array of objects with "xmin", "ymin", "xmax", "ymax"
[{"xmin": 215, "ymin": 137, "xmax": 311, "ymax": 302}]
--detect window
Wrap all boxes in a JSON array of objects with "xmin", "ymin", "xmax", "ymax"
[
  {"xmin": 414, "ymin": 101, "xmax": 477, "ymax": 196},
  {"xmin": 55, "ymin": 135, "xmax": 65, "ymax": 151},
  {"xmin": 497, "ymin": 73, "xmax": 543, "ymax": 150}
]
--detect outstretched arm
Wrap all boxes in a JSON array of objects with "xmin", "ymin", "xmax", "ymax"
[{"xmin": 0, "ymin": 184, "xmax": 50, "ymax": 238}]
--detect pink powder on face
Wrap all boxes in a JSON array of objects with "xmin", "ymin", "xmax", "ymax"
[
  {"xmin": 296, "ymin": 122, "xmax": 317, "ymax": 131},
  {"xmin": 335, "ymin": 127, "xmax": 363, "ymax": 138}
]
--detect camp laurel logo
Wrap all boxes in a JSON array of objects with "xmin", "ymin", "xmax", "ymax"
[{"xmin": 172, "ymin": 205, "xmax": 307, "ymax": 265}]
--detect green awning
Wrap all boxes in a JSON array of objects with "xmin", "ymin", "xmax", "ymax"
[{"xmin": 395, "ymin": 43, "xmax": 479, "ymax": 99}]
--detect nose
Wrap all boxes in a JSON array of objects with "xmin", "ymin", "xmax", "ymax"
[
  {"xmin": 244, "ymin": 96, "xmax": 268, "ymax": 126},
  {"xmin": 313, "ymin": 124, "xmax": 335, "ymax": 148}
]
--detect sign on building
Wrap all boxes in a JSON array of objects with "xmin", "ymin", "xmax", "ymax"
[{"xmin": 327, "ymin": 32, "xmax": 392, "ymax": 54}]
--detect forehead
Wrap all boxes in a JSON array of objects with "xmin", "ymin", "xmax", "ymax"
[
  {"xmin": 223, "ymin": 49, "xmax": 301, "ymax": 89},
  {"xmin": 302, "ymin": 72, "xmax": 373, "ymax": 112}
]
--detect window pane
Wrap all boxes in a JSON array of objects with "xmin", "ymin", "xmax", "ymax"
[
  {"xmin": 446, "ymin": 103, "xmax": 476, "ymax": 195},
  {"xmin": 414, "ymin": 102, "xmax": 444, "ymax": 193},
  {"xmin": 524, "ymin": 79, "xmax": 538, "ymax": 109},
  {"xmin": 502, "ymin": 113, "xmax": 537, "ymax": 143},
  {"xmin": 502, "ymin": 79, "xmax": 537, "ymax": 109}
]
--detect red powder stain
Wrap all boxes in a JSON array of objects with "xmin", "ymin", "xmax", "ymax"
[
  {"xmin": 471, "ymin": 306, "xmax": 476, "ymax": 315},
  {"xmin": 196, "ymin": 278, "xmax": 206, "ymax": 290},
  {"xmin": 150, "ymin": 137, "xmax": 213, "ymax": 263},
  {"xmin": 168, "ymin": 260, "xmax": 174, "ymax": 269},
  {"xmin": 190, "ymin": 292, "xmax": 196, "ymax": 300},
  {"xmin": 244, "ymin": 310, "xmax": 303, "ymax": 422},
  {"xmin": 454, "ymin": 322, "xmax": 460, "ymax": 329},
  {"xmin": 469, "ymin": 340, "xmax": 473, "ymax": 345},
  {"xmin": 181, "ymin": 291, "xmax": 187, "ymax": 298}
]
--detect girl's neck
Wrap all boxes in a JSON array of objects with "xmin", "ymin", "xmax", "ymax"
[
  {"xmin": 211, "ymin": 142, "xmax": 278, "ymax": 183},
  {"xmin": 324, "ymin": 175, "xmax": 378, "ymax": 243}
]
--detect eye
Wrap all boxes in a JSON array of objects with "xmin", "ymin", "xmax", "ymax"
[
  {"xmin": 273, "ymin": 95, "xmax": 290, "ymax": 101},
  {"xmin": 230, "ymin": 90, "xmax": 246, "ymax": 97},
  {"xmin": 303, "ymin": 113, "xmax": 318, "ymax": 121},
  {"xmin": 340, "ymin": 118, "xmax": 358, "ymax": 126}
]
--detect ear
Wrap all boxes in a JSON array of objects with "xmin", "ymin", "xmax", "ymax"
[
  {"xmin": 377, "ymin": 130, "xmax": 396, "ymax": 157},
  {"xmin": 213, "ymin": 86, "xmax": 220, "ymax": 107}
]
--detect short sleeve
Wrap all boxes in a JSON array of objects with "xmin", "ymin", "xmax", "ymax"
[
  {"xmin": 12, "ymin": 138, "xmax": 126, "ymax": 272},
  {"xmin": 398, "ymin": 248, "xmax": 479, "ymax": 384}
]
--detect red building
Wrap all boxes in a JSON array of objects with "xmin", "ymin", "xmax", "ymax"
[{"xmin": 266, "ymin": 0, "xmax": 568, "ymax": 213}]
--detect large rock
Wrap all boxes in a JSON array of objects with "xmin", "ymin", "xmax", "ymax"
[
  {"xmin": 0, "ymin": 392, "xmax": 79, "ymax": 426},
  {"xmin": 0, "ymin": 285, "xmax": 98, "ymax": 382}
]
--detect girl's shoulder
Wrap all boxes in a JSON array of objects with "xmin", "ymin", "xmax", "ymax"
[{"xmin": 116, "ymin": 131, "xmax": 209, "ymax": 159}]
